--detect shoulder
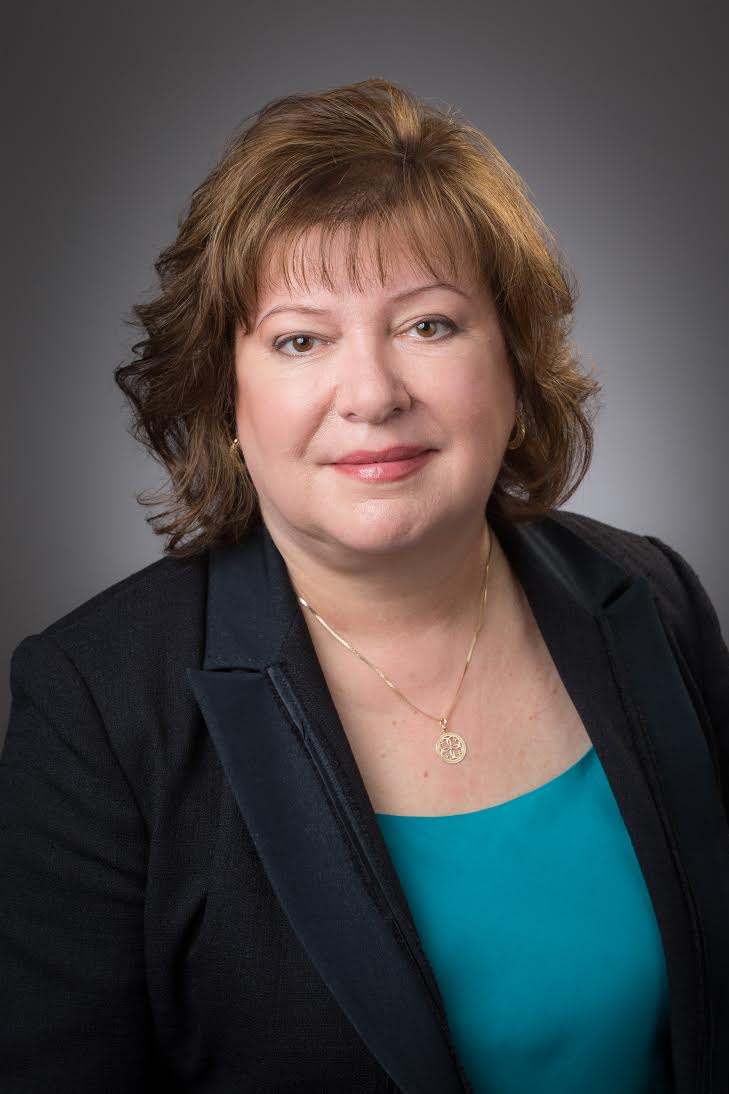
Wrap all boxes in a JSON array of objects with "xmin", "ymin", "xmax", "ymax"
[
  {"xmin": 544, "ymin": 508, "xmax": 712, "ymax": 613},
  {"xmin": 6, "ymin": 551, "xmax": 213, "ymax": 810},
  {"xmin": 543, "ymin": 507, "xmax": 682, "ymax": 582},
  {"xmin": 42, "ymin": 552, "xmax": 208, "ymax": 643},
  {"xmin": 543, "ymin": 508, "xmax": 727, "ymax": 704},
  {"xmin": 10, "ymin": 551, "xmax": 209, "ymax": 708}
]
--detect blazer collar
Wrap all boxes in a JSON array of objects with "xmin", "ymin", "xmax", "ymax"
[
  {"xmin": 189, "ymin": 509, "xmax": 729, "ymax": 1094},
  {"xmin": 201, "ymin": 514, "xmax": 298, "ymax": 671},
  {"xmin": 200, "ymin": 510, "xmax": 625, "ymax": 672}
]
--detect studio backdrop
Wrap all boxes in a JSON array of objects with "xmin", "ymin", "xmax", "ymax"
[{"xmin": 3, "ymin": 0, "xmax": 727, "ymax": 738}]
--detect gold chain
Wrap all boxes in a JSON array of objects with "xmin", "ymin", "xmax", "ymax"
[{"xmin": 296, "ymin": 524, "xmax": 493, "ymax": 763}]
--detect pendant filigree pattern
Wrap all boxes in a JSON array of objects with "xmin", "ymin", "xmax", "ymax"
[{"xmin": 435, "ymin": 731, "xmax": 467, "ymax": 764}]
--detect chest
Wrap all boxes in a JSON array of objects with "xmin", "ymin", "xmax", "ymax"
[{"xmin": 313, "ymin": 612, "xmax": 593, "ymax": 818}]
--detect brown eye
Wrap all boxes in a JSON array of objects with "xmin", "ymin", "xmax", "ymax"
[
  {"xmin": 290, "ymin": 335, "xmax": 315, "ymax": 352},
  {"xmin": 410, "ymin": 317, "xmax": 457, "ymax": 340},
  {"xmin": 274, "ymin": 334, "xmax": 321, "ymax": 356}
]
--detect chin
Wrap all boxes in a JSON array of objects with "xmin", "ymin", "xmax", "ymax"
[{"xmin": 322, "ymin": 503, "xmax": 439, "ymax": 554}]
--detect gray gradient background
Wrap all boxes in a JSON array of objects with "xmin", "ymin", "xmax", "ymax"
[{"xmin": 3, "ymin": 0, "xmax": 728, "ymax": 740}]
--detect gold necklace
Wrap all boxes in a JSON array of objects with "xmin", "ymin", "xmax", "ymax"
[{"xmin": 296, "ymin": 524, "xmax": 493, "ymax": 764}]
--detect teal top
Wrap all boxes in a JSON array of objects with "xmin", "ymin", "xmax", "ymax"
[{"xmin": 375, "ymin": 745, "xmax": 673, "ymax": 1094}]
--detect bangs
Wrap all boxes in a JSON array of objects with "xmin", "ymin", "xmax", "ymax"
[{"xmin": 227, "ymin": 179, "xmax": 490, "ymax": 332}]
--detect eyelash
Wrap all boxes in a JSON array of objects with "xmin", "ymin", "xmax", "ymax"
[{"xmin": 272, "ymin": 316, "xmax": 459, "ymax": 357}]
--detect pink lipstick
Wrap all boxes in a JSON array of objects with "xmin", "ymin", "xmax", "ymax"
[{"xmin": 331, "ymin": 446, "xmax": 434, "ymax": 482}]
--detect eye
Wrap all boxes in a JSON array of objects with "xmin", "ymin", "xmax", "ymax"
[
  {"xmin": 273, "ymin": 333, "xmax": 322, "ymax": 356},
  {"xmin": 407, "ymin": 317, "xmax": 458, "ymax": 341},
  {"xmin": 272, "ymin": 316, "xmax": 458, "ymax": 357}
]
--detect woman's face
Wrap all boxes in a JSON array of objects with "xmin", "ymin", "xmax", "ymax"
[{"xmin": 233, "ymin": 228, "xmax": 518, "ymax": 560}]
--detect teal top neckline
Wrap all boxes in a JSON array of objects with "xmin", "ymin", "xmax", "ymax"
[{"xmin": 375, "ymin": 743, "xmax": 596, "ymax": 820}]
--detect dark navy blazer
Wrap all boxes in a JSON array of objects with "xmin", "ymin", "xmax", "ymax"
[{"xmin": 1, "ymin": 508, "xmax": 728, "ymax": 1092}]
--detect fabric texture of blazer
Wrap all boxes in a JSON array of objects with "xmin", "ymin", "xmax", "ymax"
[{"xmin": 1, "ymin": 506, "xmax": 728, "ymax": 1093}]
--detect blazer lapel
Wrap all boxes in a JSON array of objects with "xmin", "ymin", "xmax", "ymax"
[{"xmin": 187, "ymin": 511, "xmax": 729, "ymax": 1094}]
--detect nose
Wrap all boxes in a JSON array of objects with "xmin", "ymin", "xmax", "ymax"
[{"xmin": 333, "ymin": 338, "xmax": 413, "ymax": 424}]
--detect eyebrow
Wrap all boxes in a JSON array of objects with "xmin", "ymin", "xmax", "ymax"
[{"xmin": 254, "ymin": 281, "xmax": 470, "ymax": 330}]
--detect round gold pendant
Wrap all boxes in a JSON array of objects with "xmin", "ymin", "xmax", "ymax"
[{"xmin": 435, "ymin": 731, "xmax": 467, "ymax": 764}]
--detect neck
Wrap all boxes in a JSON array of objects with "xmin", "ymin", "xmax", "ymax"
[{"xmin": 266, "ymin": 512, "xmax": 503, "ymax": 650}]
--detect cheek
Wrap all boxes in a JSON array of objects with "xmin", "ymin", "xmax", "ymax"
[
  {"xmin": 435, "ymin": 361, "xmax": 514, "ymax": 435},
  {"xmin": 235, "ymin": 377, "xmax": 315, "ymax": 462}
]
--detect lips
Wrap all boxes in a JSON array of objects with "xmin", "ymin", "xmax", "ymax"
[
  {"xmin": 333, "ymin": 445, "xmax": 431, "ymax": 465},
  {"xmin": 331, "ymin": 448, "xmax": 434, "ymax": 482}
]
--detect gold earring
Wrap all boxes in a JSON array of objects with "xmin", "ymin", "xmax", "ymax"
[
  {"xmin": 228, "ymin": 435, "xmax": 245, "ymax": 461},
  {"xmin": 507, "ymin": 414, "xmax": 526, "ymax": 450}
]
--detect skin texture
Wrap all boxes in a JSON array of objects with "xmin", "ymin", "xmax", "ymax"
[{"xmin": 233, "ymin": 225, "xmax": 519, "ymax": 659}]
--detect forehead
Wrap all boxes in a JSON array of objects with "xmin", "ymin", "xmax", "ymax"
[{"xmin": 255, "ymin": 221, "xmax": 476, "ymax": 305}]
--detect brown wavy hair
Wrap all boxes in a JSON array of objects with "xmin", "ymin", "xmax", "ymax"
[{"xmin": 114, "ymin": 77, "xmax": 602, "ymax": 557}]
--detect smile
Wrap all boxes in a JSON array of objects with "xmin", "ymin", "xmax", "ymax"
[{"xmin": 331, "ymin": 450, "xmax": 434, "ymax": 482}]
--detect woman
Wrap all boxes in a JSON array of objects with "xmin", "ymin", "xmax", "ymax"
[{"xmin": 1, "ymin": 78, "xmax": 728, "ymax": 1094}]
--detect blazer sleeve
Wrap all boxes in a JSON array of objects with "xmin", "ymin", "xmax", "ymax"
[
  {"xmin": 0, "ymin": 632, "xmax": 155, "ymax": 1091},
  {"xmin": 644, "ymin": 533, "xmax": 729, "ymax": 827}
]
